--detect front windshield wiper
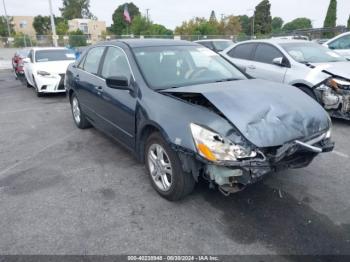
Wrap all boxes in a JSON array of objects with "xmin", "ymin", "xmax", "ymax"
[{"xmin": 215, "ymin": 78, "xmax": 241, "ymax": 82}]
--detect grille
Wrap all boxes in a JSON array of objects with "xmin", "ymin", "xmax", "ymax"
[{"xmin": 58, "ymin": 74, "xmax": 65, "ymax": 90}]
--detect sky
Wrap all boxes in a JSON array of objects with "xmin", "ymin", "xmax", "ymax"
[{"xmin": 2, "ymin": 0, "xmax": 350, "ymax": 30}]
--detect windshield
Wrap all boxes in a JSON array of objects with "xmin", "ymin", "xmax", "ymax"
[
  {"xmin": 133, "ymin": 45, "xmax": 247, "ymax": 90},
  {"xmin": 212, "ymin": 41, "xmax": 233, "ymax": 51},
  {"xmin": 35, "ymin": 49, "xmax": 76, "ymax": 62},
  {"xmin": 280, "ymin": 42, "xmax": 347, "ymax": 63}
]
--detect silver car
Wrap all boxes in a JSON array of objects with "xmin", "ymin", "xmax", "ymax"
[
  {"xmin": 324, "ymin": 32, "xmax": 350, "ymax": 60},
  {"xmin": 221, "ymin": 39, "xmax": 350, "ymax": 120}
]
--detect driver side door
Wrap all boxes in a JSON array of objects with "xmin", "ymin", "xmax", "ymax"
[{"xmin": 98, "ymin": 46, "xmax": 137, "ymax": 149}]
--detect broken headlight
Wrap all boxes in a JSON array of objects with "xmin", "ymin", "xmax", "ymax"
[{"xmin": 190, "ymin": 123, "xmax": 257, "ymax": 162}]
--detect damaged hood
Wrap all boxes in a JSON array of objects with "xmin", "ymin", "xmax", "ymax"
[
  {"xmin": 311, "ymin": 62, "xmax": 350, "ymax": 79},
  {"xmin": 163, "ymin": 79, "xmax": 330, "ymax": 148}
]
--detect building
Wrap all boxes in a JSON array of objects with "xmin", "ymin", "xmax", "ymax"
[
  {"xmin": 12, "ymin": 16, "xmax": 36, "ymax": 36},
  {"xmin": 68, "ymin": 19, "xmax": 106, "ymax": 43}
]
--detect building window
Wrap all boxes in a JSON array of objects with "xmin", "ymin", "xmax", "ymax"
[
  {"xmin": 20, "ymin": 20, "xmax": 27, "ymax": 28},
  {"xmin": 78, "ymin": 23, "xmax": 89, "ymax": 34}
]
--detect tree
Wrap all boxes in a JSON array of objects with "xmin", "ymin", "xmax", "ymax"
[
  {"xmin": 282, "ymin": 18, "xmax": 312, "ymax": 31},
  {"xmin": 209, "ymin": 10, "xmax": 217, "ymax": 22},
  {"xmin": 0, "ymin": 16, "xmax": 13, "ymax": 37},
  {"xmin": 219, "ymin": 15, "xmax": 241, "ymax": 36},
  {"xmin": 33, "ymin": 16, "xmax": 51, "ymax": 35},
  {"xmin": 348, "ymin": 15, "xmax": 350, "ymax": 29},
  {"xmin": 60, "ymin": 0, "xmax": 94, "ymax": 20},
  {"xmin": 56, "ymin": 18, "xmax": 69, "ymax": 35},
  {"xmin": 110, "ymin": 2, "xmax": 140, "ymax": 35},
  {"xmin": 68, "ymin": 29, "xmax": 87, "ymax": 47},
  {"xmin": 238, "ymin": 15, "xmax": 251, "ymax": 35},
  {"xmin": 272, "ymin": 17, "xmax": 284, "ymax": 33},
  {"xmin": 175, "ymin": 17, "xmax": 219, "ymax": 36},
  {"xmin": 254, "ymin": 0, "xmax": 272, "ymax": 35},
  {"xmin": 323, "ymin": 0, "xmax": 337, "ymax": 38}
]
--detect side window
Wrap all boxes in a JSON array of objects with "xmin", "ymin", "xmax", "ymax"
[
  {"xmin": 329, "ymin": 35, "xmax": 350, "ymax": 50},
  {"xmin": 228, "ymin": 44, "xmax": 256, "ymax": 60},
  {"xmin": 200, "ymin": 41, "xmax": 214, "ymax": 50},
  {"xmin": 254, "ymin": 44, "xmax": 284, "ymax": 64},
  {"xmin": 101, "ymin": 47, "xmax": 132, "ymax": 79},
  {"xmin": 77, "ymin": 54, "xmax": 86, "ymax": 69},
  {"xmin": 83, "ymin": 47, "xmax": 105, "ymax": 75},
  {"xmin": 28, "ymin": 50, "xmax": 33, "ymax": 63}
]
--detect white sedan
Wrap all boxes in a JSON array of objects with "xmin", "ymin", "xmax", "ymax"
[{"xmin": 23, "ymin": 47, "xmax": 76, "ymax": 96}]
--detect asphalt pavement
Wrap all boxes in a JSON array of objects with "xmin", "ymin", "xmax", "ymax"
[{"xmin": 0, "ymin": 70, "xmax": 349, "ymax": 257}]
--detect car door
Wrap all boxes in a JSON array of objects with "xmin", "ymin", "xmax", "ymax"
[
  {"xmin": 225, "ymin": 43, "xmax": 257, "ymax": 72},
  {"xmin": 97, "ymin": 46, "xmax": 136, "ymax": 149},
  {"xmin": 248, "ymin": 43, "xmax": 288, "ymax": 83},
  {"xmin": 74, "ymin": 46, "xmax": 106, "ymax": 125},
  {"xmin": 328, "ymin": 35, "xmax": 350, "ymax": 59},
  {"xmin": 24, "ymin": 50, "xmax": 34, "ymax": 85}
]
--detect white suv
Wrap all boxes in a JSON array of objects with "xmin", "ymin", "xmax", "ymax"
[
  {"xmin": 221, "ymin": 39, "xmax": 350, "ymax": 120},
  {"xmin": 324, "ymin": 32, "xmax": 350, "ymax": 60}
]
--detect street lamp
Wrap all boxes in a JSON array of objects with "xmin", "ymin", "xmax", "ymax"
[
  {"xmin": 2, "ymin": 0, "xmax": 11, "ymax": 37},
  {"xmin": 247, "ymin": 9, "xmax": 255, "ymax": 39},
  {"xmin": 48, "ymin": 0, "xmax": 58, "ymax": 47}
]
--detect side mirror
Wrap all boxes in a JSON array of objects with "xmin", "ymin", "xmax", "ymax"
[
  {"xmin": 22, "ymin": 57, "xmax": 30, "ymax": 63},
  {"xmin": 106, "ymin": 76, "xmax": 132, "ymax": 91},
  {"xmin": 272, "ymin": 57, "xmax": 284, "ymax": 66}
]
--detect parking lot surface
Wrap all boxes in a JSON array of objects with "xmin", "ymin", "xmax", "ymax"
[{"xmin": 0, "ymin": 70, "xmax": 349, "ymax": 256}]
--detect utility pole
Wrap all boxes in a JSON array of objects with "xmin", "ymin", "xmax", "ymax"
[
  {"xmin": 2, "ymin": 0, "xmax": 11, "ymax": 37},
  {"xmin": 146, "ymin": 9, "xmax": 150, "ymax": 22},
  {"xmin": 48, "ymin": 0, "xmax": 58, "ymax": 47}
]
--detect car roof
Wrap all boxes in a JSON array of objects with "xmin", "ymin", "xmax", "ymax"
[
  {"xmin": 236, "ymin": 39, "xmax": 312, "ymax": 46},
  {"xmin": 195, "ymin": 39, "xmax": 232, "ymax": 42},
  {"xmin": 105, "ymin": 39, "xmax": 198, "ymax": 48},
  {"xmin": 31, "ymin": 47, "xmax": 70, "ymax": 51}
]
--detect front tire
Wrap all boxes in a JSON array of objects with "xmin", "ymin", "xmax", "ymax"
[
  {"xmin": 70, "ymin": 93, "xmax": 91, "ymax": 129},
  {"xmin": 145, "ymin": 132, "xmax": 195, "ymax": 201}
]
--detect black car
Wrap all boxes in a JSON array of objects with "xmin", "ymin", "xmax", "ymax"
[{"xmin": 65, "ymin": 39, "xmax": 334, "ymax": 201}]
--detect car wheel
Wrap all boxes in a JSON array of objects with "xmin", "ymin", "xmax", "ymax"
[
  {"xmin": 70, "ymin": 93, "xmax": 91, "ymax": 129},
  {"xmin": 26, "ymin": 77, "xmax": 32, "ymax": 88},
  {"xmin": 32, "ymin": 76, "xmax": 43, "ymax": 97},
  {"xmin": 145, "ymin": 132, "xmax": 195, "ymax": 201}
]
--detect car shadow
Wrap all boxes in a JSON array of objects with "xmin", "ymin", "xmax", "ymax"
[{"xmin": 193, "ymin": 178, "xmax": 350, "ymax": 257}]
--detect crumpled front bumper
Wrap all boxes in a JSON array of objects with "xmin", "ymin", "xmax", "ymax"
[{"xmin": 176, "ymin": 134, "xmax": 334, "ymax": 195}]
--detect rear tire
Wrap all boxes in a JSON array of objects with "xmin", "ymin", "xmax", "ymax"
[
  {"xmin": 70, "ymin": 93, "xmax": 91, "ymax": 129},
  {"xmin": 145, "ymin": 132, "xmax": 195, "ymax": 201}
]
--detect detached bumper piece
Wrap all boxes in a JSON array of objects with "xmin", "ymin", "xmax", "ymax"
[{"xmin": 204, "ymin": 135, "xmax": 334, "ymax": 196}]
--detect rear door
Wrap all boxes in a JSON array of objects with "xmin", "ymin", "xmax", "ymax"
[
  {"xmin": 225, "ymin": 43, "xmax": 257, "ymax": 73},
  {"xmin": 97, "ymin": 46, "xmax": 136, "ymax": 149},
  {"xmin": 249, "ymin": 43, "xmax": 288, "ymax": 83},
  {"xmin": 74, "ymin": 46, "xmax": 106, "ymax": 124}
]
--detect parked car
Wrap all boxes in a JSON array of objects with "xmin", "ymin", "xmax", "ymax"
[
  {"xmin": 194, "ymin": 39, "xmax": 234, "ymax": 52},
  {"xmin": 324, "ymin": 32, "xmax": 350, "ymax": 60},
  {"xmin": 12, "ymin": 49, "xmax": 29, "ymax": 79},
  {"xmin": 221, "ymin": 39, "xmax": 350, "ymax": 120},
  {"xmin": 66, "ymin": 39, "xmax": 333, "ymax": 200},
  {"xmin": 23, "ymin": 47, "xmax": 76, "ymax": 97}
]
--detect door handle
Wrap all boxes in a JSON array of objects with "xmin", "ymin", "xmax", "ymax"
[{"xmin": 247, "ymin": 65, "xmax": 256, "ymax": 70}]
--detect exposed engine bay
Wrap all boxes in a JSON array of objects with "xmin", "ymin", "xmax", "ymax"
[{"xmin": 316, "ymin": 77, "xmax": 350, "ymax": 120}]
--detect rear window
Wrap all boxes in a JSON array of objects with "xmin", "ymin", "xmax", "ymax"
[
  {"xmin": 228, "ymin": 43, "xmax": 256, "ymax": 60},
  {"xmin": 35, "ymin": 49, "xmax": 76, "ymax": 62}
]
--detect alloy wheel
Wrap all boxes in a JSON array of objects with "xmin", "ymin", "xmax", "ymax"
[
  {"xmin": 72, "ymin": 97, "xmax": 81, "ymax": 124},
  {"xmin": 147, "ymin": 144, "xmax": 173, "ymax": 192}
]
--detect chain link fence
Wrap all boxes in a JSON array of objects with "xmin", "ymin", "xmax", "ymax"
[{"xmin": 0, "ymin": 26, "xmax": 349, "ymax": 49}]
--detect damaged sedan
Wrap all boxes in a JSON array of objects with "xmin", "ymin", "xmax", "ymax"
[
  {"xmin": 221, "ymin": 39, "xmax": 350, "ymax": 120},
  {"xmin": 65, "ymin": 39, "xmax": 334, "ymax": 201}
]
